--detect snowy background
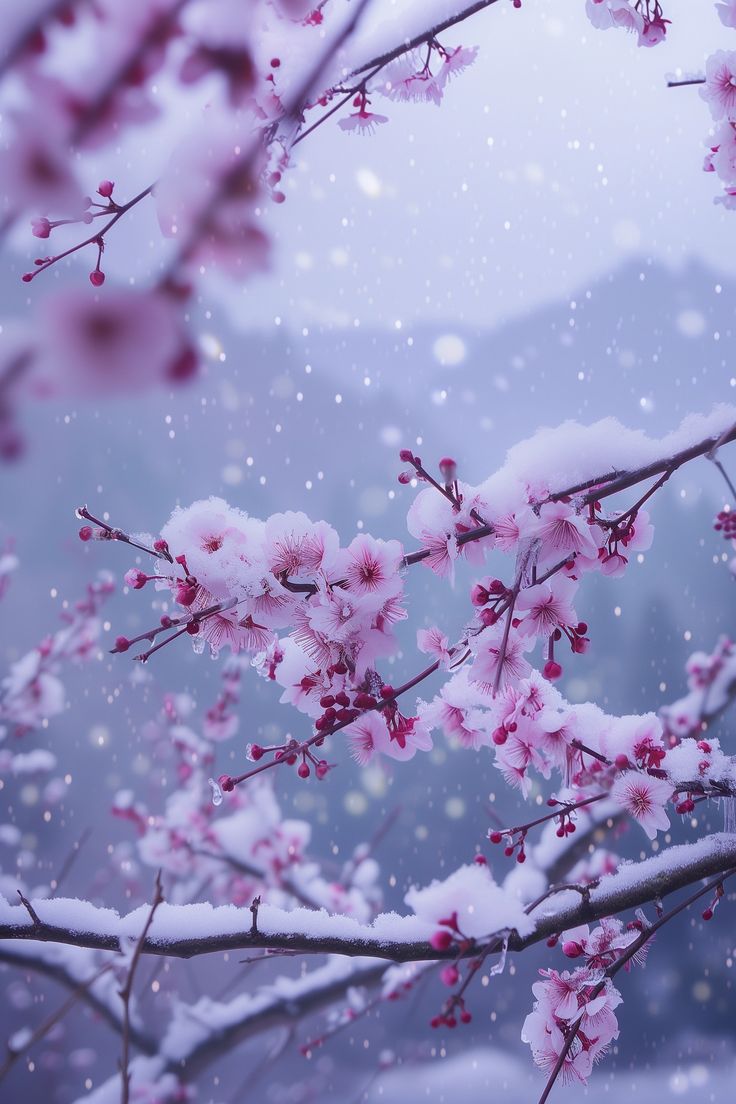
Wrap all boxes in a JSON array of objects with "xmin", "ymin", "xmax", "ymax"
[{"xmin": 2, "ymin": 1, "xmax": 736, "ymax": 1101}]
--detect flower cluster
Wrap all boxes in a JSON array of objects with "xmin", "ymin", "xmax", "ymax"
[
  {"xmin": 112, "ymin": 662, "xmax": 382, "ymax": 918},
  {"xmin": 523, "ymin": 916, "xmax": 646, "ymax": 1085},
  {"xmin": 0, "ymin": 570, "xmax": 114, "ymax": 739},
  {"xmin": 585, "ymin": 0, "xmax": 670, "ymax": 48}
]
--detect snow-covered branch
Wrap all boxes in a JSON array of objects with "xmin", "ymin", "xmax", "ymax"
[{"xmin": 2, "ymin": 834, "xmax": 735, "ymax": 963}]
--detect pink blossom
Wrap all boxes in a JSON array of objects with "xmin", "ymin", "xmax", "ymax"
[
  {"xmin": 416, "ymin": 625, "xmax": 452, "ymax": 667},
  {"xmin": 529, "ymin": 502, "xmax": 598, "ymax": 564},
  {"xmin": 523, "ymin": 964, "xmax": 622, "ymax": 1085},
  {"xmin": 265, "ymin": 512, "xmax": 340, "ymax": 580},
  {"xmin": 407, "ymin": 484, "xmax": 494, "ymax": 575},
  {"xmin": 338, "ymin": 109, "xmax": 389, "ymax": 135},
  {"xmin": 515, "ymin": 575, "xmax": 578, "ymax": 639},
  {"xmin": 419, "ymin": 669, "xmax": 491, "ymax": 750},
  {"xmin": 161, "ymin": 498, "xmax": 258, "ymax": 601},
  {"xmin": 341, "ymin": 533, "xmax": 404, "ymax": 599},
  {"xmin": 717, "ymin": 1, "xmax": 736, "ymax": 30},
  {"xmin": 609, "ymin": 770, "xmax": 673, "ymax": 839},
  {"xmin": 469, "ymin": 625, "xmax": 532, "ymax": 693},
  {"xmin": 494, "ymin": 721, "xmax": 549, "ymax": 795},
  {"xmin": 0, "ymin": 124, "xmax": 81, "ymax": 216},
  {"xmin": 347, "ymin": 712, "xmax": 392, "ymax": 765},
  {"xmin": 585, "ymin": 0, "xmax": 644, "ymax": 36},
  {"xmin": 522, "ymin": 1010, "xmax": 594, "ymax": 1084},
  {"xmin": 36, "ymin": 288, "xmax": 194, "ymax": 397},
  {"xmin": 710, "ymin": 122, "xmax": 736, "ymax": 183},
  {"xmin": 638, "ymin": 18, "xmax": 669, "ymax": 48},
  {"xmin": 701, "ymin": 51, "xmax": 736, "ymax": 122}
]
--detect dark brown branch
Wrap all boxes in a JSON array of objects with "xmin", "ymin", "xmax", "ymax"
[
  {"xmin": 349, "ymin": 0, "xmax": 504, "ymax": 77},
  {"xmin": 2, "ymin": 836, "xmax": 735, "ymax": 963},
  {"xmin": 548, "ymin": 423, "xmax": 736, "ymax": 506}
]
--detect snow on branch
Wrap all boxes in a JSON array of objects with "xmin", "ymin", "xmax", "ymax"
[{"xmin": 2, "ymin": 834, "xmax": 735, "ymax": 963}]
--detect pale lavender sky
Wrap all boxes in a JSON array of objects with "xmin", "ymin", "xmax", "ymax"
[
  {"xmin": 210, "ymin": 0, "xmax": 734, "ymax": 330},
  {"xmin": 8, "ymin": 0, "xmax": 730, "ymax": 331}
]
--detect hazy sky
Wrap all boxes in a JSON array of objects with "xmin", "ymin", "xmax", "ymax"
[
  {"xmin": 205, "ymin": 0, "xmax": 734, "ymax": 331},
  {"xmin": 8, "ymin": 0, "xmax": 731, "ymax": 333}
]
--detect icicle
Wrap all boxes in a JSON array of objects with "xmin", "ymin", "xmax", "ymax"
[
  {"xmin": 723, "ymin": 796, "xmax": 736, "ymax": 835},
  {"xmin": 208, "ymin": 777, "xmax": 223, "ymax": 807},
  {"xmin": 489, "ymin": 933, "xmax": 510, "ymax": 978}
]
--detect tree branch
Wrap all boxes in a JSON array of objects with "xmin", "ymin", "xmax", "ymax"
[{"xmin": 2, "ymin": 835, "xmax": 735, "ymax": 962}]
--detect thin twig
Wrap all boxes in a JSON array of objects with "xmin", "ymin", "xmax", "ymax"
[{"xmin": 118, "ymin": 870, "xmax": 164, "ymax": 1104}]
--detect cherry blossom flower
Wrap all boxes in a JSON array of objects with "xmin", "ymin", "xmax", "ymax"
[
  {"xmin": 35, "ymin": 288, "xmax": 195, "ymax": 396},
  {"xmin": 416, "ymin": 626, "xmax": 452, "ymax": 667},
  {"xmin": 341, "ymin": 533, "xmax": 404, "ymax": 599},
  {"xmin": 515, "ymin": 576, "xmax": 578, "ymax": 639},
  {"xmin": 710, "ymin": 121, "xmax": 736, "ymax": 183},
  {"xmin": 717, "ymin": 1, "xmax": 736, "ymax": 29},
  {"xmin": 561, "ymin": 917, "xmax": 642, "ymax": 967},
  {"xmin": 379, "ymin": 45, "xmax": 478, "ymax": 107},
  {"xmin": 469, "ymin": 625, "xmax": 532, "ymax": 693},
  {"xmin": 494, "ymin": 720, "xmax": 550, "ymax": 795},
  {"xmin": 0, "ymin": 123, "xmax": 81, "ymax": 216},
  {"xmin": 584, "ymin": 0, "xmax": 644, "ymax": 37},
  {"xmin": 160, "ymin": 498, "xmax": 258, "ymax": 600},
  {"xmin": 522, "ymin": 1011, "xmax": 595, "ymax": 1084},
  {"xmin": 337, "ymin": 108, "xmax": 389, "ymax": 135},
  {"xmin": 701, "ymin": 51, "xmax": 736, "ymax": 122},
  {"xmin": 264, "ymin": 511, "xmax": 340, "ymax": 580},
  {"xmin": 419, "ymin": 668, "xmax": 491, "ymax": 750},
  {"xmin": 407, "ymin": 483, "xmax": 493, "ymax": 577},
  {"xmin": 609, "ymin": 770, "xmax": 674, "ymax": 839},
  {"xmin": 347, "ymin": 711, "xmax": 392, "ymax": 765},
  {"xmin": 529, "ymin": 502, "xmax": 598, "ymax": 565},
  {"xmin": 523, "ymin": 965, "xmax": 621, "ymax": 1085}
]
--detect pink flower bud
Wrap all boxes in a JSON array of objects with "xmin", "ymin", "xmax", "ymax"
[
  {"xmin": 399, "ymin": 449, "xmax": 414, "ymax": 463},
  {"xmin": 440, "ymin": 965, "xmax": 459, "ymax": 987},
  {"xmin": 430, "ymin": 930, "xmax": 453, "ymax": 951},
  {"xmin": 31, "ymin": 217, "xmax": 51, "ymax": 238},
  {"xmin": 543, "ymin": 660, "xmax": 562, "ymax": 681},
  {"xmin": 79, "ymin": 525, "xmax": 93, "ymax": 541},
  {"xmin": 218, "ymin": 774, "xmax": 235, "ymax": 792},
  {"xmin": 97, "ymin": 180, "xmax": 115, "ymax": 197},
  {"xmin": 89, "ymin": 270, "xmax": 105, "ymax": 287},
  {"xmin": 562, "ymin": 940, "xmax": 584, "ymax": 958},
  {"xmin": 114, "ymin": 636, "xmax": 130, "ymax": 652},
  {"xmin": 470, "ymin": 583, "xmax": 489, "ymax": 607}
]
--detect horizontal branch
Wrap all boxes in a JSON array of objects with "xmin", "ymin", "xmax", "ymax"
[
  {"xmin": 349, "ymin": 0, "xmax": 502, "ymax": 76},
  {"xmin": 552, "ymin": 421, "xmax": 736, "ymax": 506},
  {"xmin": 2, "ymin": 835, "xmax": 735, "ymax": 963}
]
